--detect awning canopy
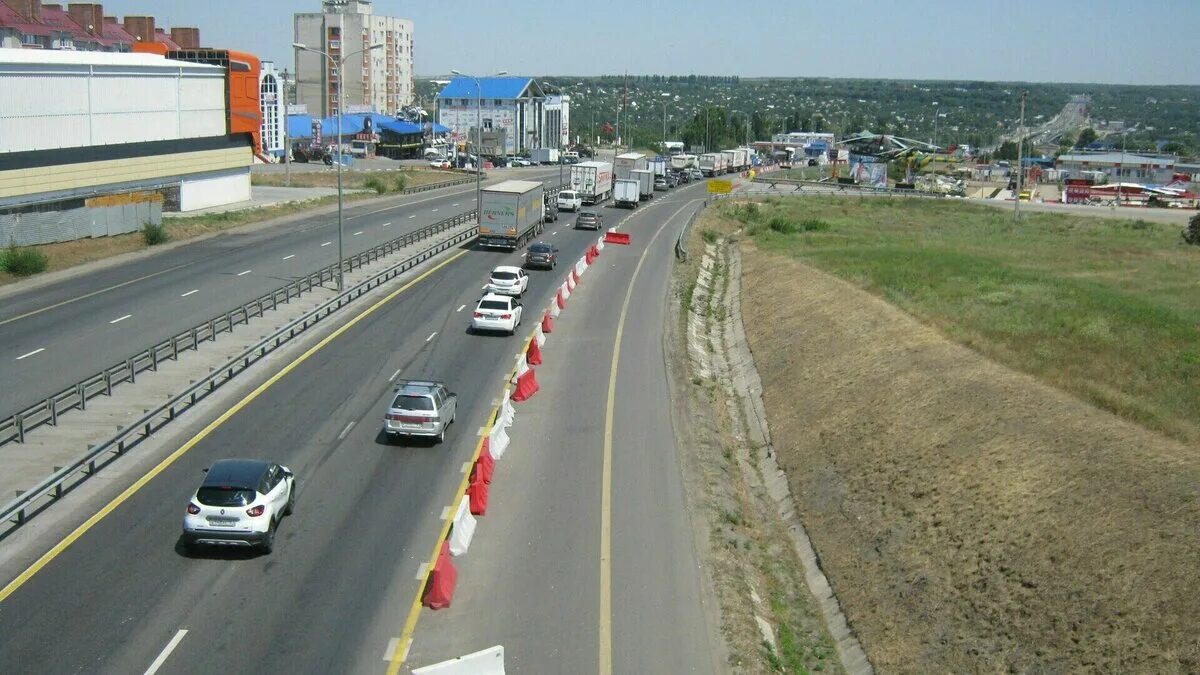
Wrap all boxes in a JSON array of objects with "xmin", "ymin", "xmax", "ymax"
[
  {"xmin": 287, "ymin": 114, "xmax": 314, "ymax": 139},
  {"xmin": 380, "ymin": 120, "xmax": 423, "ymax": 135}
]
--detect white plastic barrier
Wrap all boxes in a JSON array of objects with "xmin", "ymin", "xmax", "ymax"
[
  {"xmin": 549, "ymin": 299, "xmax": 561, "ymax": 318},
  {"xmin": 513, "ymin": 356, "xmax": 529, "ymax": 382},
  {"xmin": 534, "ymin": 325, "xmax": 546, "ymax": 347},
  {"xmin": 566, "ymin": 273, "xmax": 576, "ymax": 292},
  {"xmin": 489, "ymin": 423, "xmax": 510, "ymax": 461},
  {"xmin": 575, "ymin": 257, "xmax": 587, "ymax": 276},
  {"xmin": 561, "ymin": 280, "xmax": 571, "ymax": 300},
  {"xmin": 412, "ymin": 645, "xmax": 505, "ymax": 674},
  {"xmin": 596, "ymin": 235, "xmax": 605, "ymax": 251},
  {"xmin": 448, "ymin": 497, "xmax": 476, "ymax": 557},
  {"xmin": 500, "ymin": 389, "xmax": 515, "ymax": 428}
]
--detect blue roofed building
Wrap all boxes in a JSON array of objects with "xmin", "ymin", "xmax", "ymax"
[{"xmin": 436, "ymin": 76, "xmax": 547, "ymax": 156}]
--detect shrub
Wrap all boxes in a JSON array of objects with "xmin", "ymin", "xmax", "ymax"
[
  {"xmin": 1183, "ymin": 212, "xmax": 1200, "ymax": 246},
  {"xmin": 142, "ymin": 222, "xmax": 170, "ymax": 246},
  {"xmin": 701, "ymin": 229, "xmax": 718, "ymax": 244},
  {"xmin": 767, "ymin": 216, "xmax": 797, "ymax": 234},
  {"xmin": 1, "ymin": 243, "xmax": 49, "ymax": 276},
  {"xmin": 363, "ymin": 176, "xmax": 389, "ymax": 194},
  {"xmin": 798, "ymin": 218, "xmax": 831, "ymax": 232},
  {"xmin": 393, "ymin": 172, "xmax": 409, "ymax": 193}
]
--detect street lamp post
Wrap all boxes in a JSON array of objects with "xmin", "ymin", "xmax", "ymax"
[
  {"xmin": 451, "ymin": 69, "xmax": 508, "ymax": 232},
  {"xmin": 293, "ymin": 39, "xmax": 383, "ymax": 292},
  {"xmin": 931, "ymin": 101, "xmax": 940, "ymax": 147},
  {"xmin": 280, "ymin": 68, "xmax": 292, "ymax": 187}
]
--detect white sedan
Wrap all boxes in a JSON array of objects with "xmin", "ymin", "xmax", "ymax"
[
  {"xmin": 471, "ymin": 294, "xmax": 523, "ymax": 335},
  {"xmin": 486, "ymin": 265, "xmax": 529, "ymax": 296}
]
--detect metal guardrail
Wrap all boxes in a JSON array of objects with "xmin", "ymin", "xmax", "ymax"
[
  {"xmin": 750, "ymin": 176, "xmax": 949, "ymax": 199},
  {"xmin": 401, "ymin": 176, "xmax": 475, "ymax": 194},
  {"xmin": 0, "ymin": 210, "xmax": 476, "ymax": 448},
  {"xmin": 675, "ymin": 194, "xmax": 730, "ymax": 261},
  {"xmin": 0, "ymin": 220, "xmax": 481, "ymax": 532}
]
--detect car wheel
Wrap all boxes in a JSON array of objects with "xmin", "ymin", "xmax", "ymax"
[
  {"xmin": 437, "ymin": 426, "xmax": 445, "ymax": 444},
  {"xmin": 284, "ymin": 483, "xmax": 295, "ymax": 516},
  {"xmin": 261, "ymin": 518, "xmax": 277, "ymax": 554}
]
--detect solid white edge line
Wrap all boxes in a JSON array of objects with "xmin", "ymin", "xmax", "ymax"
[
  {"xmin": 337, "ymin": 420, "xmax": 355, "ymax": 440},
  {"xmin": 180, "ymin": 289, "xmax": 198, "ymax": 297},
  {"xmin": 143, "ymin": 629, "xmax": 188, "ymax": 675},
  {"xmin": 109, "ymin": 314, "xmax": 132, "ymax": 324},
  {"xmin": 236, "ymin": 270, "xmax": 252, "ymax": 276},
  {"xmin": 15, "ymin": 347, "xmax": 45, "ymax": 360},
  {"xmin": 282, "ymin": 254, "xmax": 296, "ymax": 260}
]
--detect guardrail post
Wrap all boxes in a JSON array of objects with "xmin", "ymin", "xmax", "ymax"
[
  {"xmin": 104, "ymin": 370, "xmax": 112, "ymax": 395},
  {"xmin": 48, "ymin": 397, "xmax": 57, "ymax": 426},
  {"xmin": 15, "ymin": 414, "xmax": 24, "ymax": 443},
  {"xmin": 208, "ymin": 319, "xmax": 216, "ymax": 341},
  {"xmin": 151, "ymin": 346, "xmax": 159, "ymax": 372},
  {"xmin": 127, "ymin": 357, "xmax": 136, "ymax": 384},
  {"xmin": 172, "ymin": 336, "xmax": 179, "ymax": 361},
  {"xmin": 78, "ymin": 382, "xmax": 87, "ymax": 410}
]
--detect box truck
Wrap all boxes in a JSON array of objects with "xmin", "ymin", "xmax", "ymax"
[
  {"xmin": 477, "ymin": 180, "xmax": 544, "ymax": 250},
  {"xmin": 699, "ymin": 153, "xmax": 727, "ymax": 177},
  {"xmin": 614, "ymin": 152, "xmax": 648, "ymax": 180},
  {"xmin": 649, "ymin": 157, "xmax": 668, "ymax": 178},
  {"xmin": 530, "ymin": 148, "xmax": 560, "ymax": 165},
  {"xmin": 571, "ymin": 161, "xmax": 613, "ymax": 205},
  {"xmin": 631, "ymin": 169, "xmax": 655, "ymax": 200},
  {"xmin": 614, "ymin": 179, "xmax": 640, "ymax": 208},
  {"xmin": 720, "ymin": 150, "xmax": 742, "ymax": 173},
  {"xmin": 670, "ymin": 154, "xmax": 697, "ymax": 171}
]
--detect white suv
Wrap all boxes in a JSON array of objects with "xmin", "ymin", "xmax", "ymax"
[
  {"xmin": 471, "ymin": 293, "xmax": 523, "ymax": 335},
  {"xmin": 557, "ymin": 190, "xmax": 582, "ymax": 212},
  {"xmin": 384, "ymin": 380, "xmax": 458, "ymax": 444},
  {"xmin": 182, "ymin": 459, "xmax": 295, "ymax": 554}
]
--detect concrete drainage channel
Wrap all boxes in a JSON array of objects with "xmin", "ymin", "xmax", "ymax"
[
  {"xmin": 689, "ymin": 238, "xmax": 872, "ymax": 674},
  {"xmin": 0, "ymin": 209, "xmax": 496, "ymax": 536}
]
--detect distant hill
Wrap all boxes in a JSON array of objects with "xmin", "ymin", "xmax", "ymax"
[{"xmin": 416, "ymin": 76, "xmax": 1199, "ymax": 158}]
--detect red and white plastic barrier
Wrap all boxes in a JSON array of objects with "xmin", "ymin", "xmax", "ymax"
[
  {"xmin": 411, "ymin": 646, "xmax": 505, "ymax": 675},
  {"xmin": 448, "ymin": 496, "xmax": 477, "ymax": 557},
  {"xmin": 542, "ymin": 310, "xmax": 554, "ymax": 333},
  {"xmin": 499, "ymin": 389, "xmax": 515, "ymax": 429},
  {"xmin": 422, "ymin": 540, "xmax": 458, "ymax": 609},
  {"xmin": 489, "ymin": 422, "xmax": 510, "ymax": 460},
  {"xmin": 526, "ymin": 338, "xmax": 543, "ymax": 365},
  {"xmin": 467, "ymin": 468, "xmax": 489, "ymax": 515}
]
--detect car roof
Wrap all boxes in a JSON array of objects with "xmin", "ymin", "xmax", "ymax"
[
  {"xmin": 529, "ymin": 241, "xmax": 553, "ymax": 249},
  {"xmin": 479, "ymin": 293, "xmax": 513, "ymax": 303},
  {"xmin": 202, "ymin": 459, "xmax": 270, "ymax": 489},
  {"xmin": 491, "ymin": 265, "xmax": 522, "ymax": 275}
]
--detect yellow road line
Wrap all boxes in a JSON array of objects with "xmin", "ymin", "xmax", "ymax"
[
  {"xmin": 0, "ymin": 262, "xmax": 196, "ymax": 327},
  {"xmin": 600, "ymin": 199, "xmax": 701, "ymax": 675},
  {"xmin": 0, "ymin": 249, "xmax": 471, "ymax": 605},
  {"xmin": 387, "ymin": 335, "xmax": 534, "ymax": 674}
]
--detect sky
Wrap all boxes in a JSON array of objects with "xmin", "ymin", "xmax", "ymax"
[{"xmin": 94, "ymin": 0, "xmax": 1200, "ymax": 85}]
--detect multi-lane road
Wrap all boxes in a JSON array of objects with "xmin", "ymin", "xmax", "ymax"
[
  {"xmin": 0, "ymin": 177, "xmax": 721, "ymax": 673},
  {"xmin": 0, "ymin": 167, "xmax": 560, "ymax": 418}
]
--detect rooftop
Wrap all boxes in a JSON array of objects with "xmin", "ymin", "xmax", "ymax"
[
  {"xmin": 437, "ymin": 76, "xmax": 540, "ymax": 101},
  {"xmin": 1057, "ymin": 152, "xmax": 1175, "ymax": 166},
  {"xmin": 0, "ymin": 48, "xmax": 222, "ymax": 71}
]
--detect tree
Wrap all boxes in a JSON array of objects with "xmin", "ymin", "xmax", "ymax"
[
  {"xmin": 994, "ymin": 141, "xmax": 1019, "ymax": 161},
  {"xmin": 1074, "ymin": 127, "xmax": 1098, "ymax": 149},
  {"xmin": 1183, "ymin": 212, "xmax": 1200, "ymax": 246},
  {"xmin": 1161, "ymin": 141, "xmax": 1187, "ymax": 156}
]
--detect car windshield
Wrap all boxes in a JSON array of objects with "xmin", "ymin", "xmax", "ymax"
[
  {"xmin": 479, "ymin": 300, "xmax": 509, "ymax": 311},
  {"xmin": 560, "ymin": 191, "xmax": 577, "ymax": 198},
  {"xmin": 491, "ymin": 271, "xmax": 517, "ymax": 281},
  {"xmin": 530, "ymin": 244, "xmax": 552, "ymax": 253},
  {"xmin": 393, "ymin": 394, "xmax": 434, "ymax": 410},
  {"xmin": 579, "ymin": 212, "xmax": 596, "ymax": 220},
  {"xmin": 196, "ymin": 486, "xmax": 257, "ymax": 507}
]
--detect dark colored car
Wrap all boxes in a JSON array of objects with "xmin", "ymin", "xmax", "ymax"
[
  {"xmin": 544, "ymin": 197, "xmax": 559, "ymax": 223},
  {"xmin": 575, "ymin": 210, "xmax": 603, "ymax": 231},
  {"xmin": 525, "ymin": 241, "xmax": 559, "ymax": 270}
]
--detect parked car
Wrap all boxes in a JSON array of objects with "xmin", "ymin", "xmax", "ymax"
[
  {"xmin": 486, "ymin": 265, "xmax": 529, "ymax": 296},
  {"xmin": 508, "ymin": 157, "xmax": 532, "ymax": 167},
  {"xmin": 666, "ymin": 174, "xmax": 680, "ymax": 188},
  {"xmin": 688, "ymin": 168, "xmax": 704, "ymax": 181},
  {"xmin": 525, "ymin": 241, "xmax": 559, "ymax": 270},
  {"xmin": 429, "ymin": 159, "xmax": 451, "ymax": 169},
  {"xmin": 654, "ymin": 178, "xmax": 669, "ymax": 191},
  {"xmin": 557, "ymin": 189, "xmax": 582, "ymax": 212},
  {"xmin": 383, "ymin": 379, "xmax": 458, "ymax": 444},
  {"xmin": 575, "ymin": 210, "xmax": 603, "ymax": 231},
  {"xmin": 471, "ymin": 293, "xmax": 523, "ymax": 335},
  {"xmin": 182, "ymin": 459, "xmax": 295, "ymax": 554}
]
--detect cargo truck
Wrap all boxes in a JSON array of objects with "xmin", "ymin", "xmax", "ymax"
[
  {"xmin": 614, "ymin": 179, "xmax": 640, "ymax": 208},
  {"xmin": 670, "ymin": 154, "xmax": 697, "ymax": 171},
  {"xmin": 649, "ymin": 157, "xmax": 668, "ymax": 178},
  {"xmin": 614, "ymin": 152, "xmax": 648, "ymax": 180},
  {"xmin": 631, "ymin": 169, "xmax": 655, "ymax": 200},
  {"xmin": 699, "ymin": 153, "xmax": 727, "ymax": 177},
  {"xmin": 477, "ymin": 180, "xmax": 544, "ymax": 250},
  {"xmin": 571, "ymin": 161, "xmax": 613, "ymax": 205},
  {"xmin": 530, "ymin": 148, "xmax": 560, "ymax": 165},
  {"xmin": 720, "ymin": 150, "xmax": 741, "ymax": 173}
]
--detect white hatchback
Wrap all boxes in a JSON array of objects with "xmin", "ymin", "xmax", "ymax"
[
  {"xmin": 486, "ymin": 265, "xmax": 529, "ymax": 296},
  {"xmin": 471, "ymin": 293, "xmax": 523, "ymax": 335}
]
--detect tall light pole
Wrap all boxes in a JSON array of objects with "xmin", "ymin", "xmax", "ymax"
[
  {"xmin": 281, "ymin": 68, "xmax": 291, "ymax": 187},
  {"xmin": 544, "ymin": 81, "xmax": 580, "ymax": 188},
  {"xmin": 294, "ymin": 38, "xmax": 383, "ymax": 292},
  {"xmin": 451, "ymin": 69, "xmax": 508, "ymax": 230},
  {"xmin": 1014, "ymin": 90, "xmax": 1027, "ymax": 222},
  {"xmin": 931, "ymin": 101, "xmax": 939, "ymax": 147}
]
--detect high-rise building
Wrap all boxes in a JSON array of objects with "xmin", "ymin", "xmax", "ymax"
[{"xmin": 293, "ymin": 0, "xmax": 414, "ymax": 118}]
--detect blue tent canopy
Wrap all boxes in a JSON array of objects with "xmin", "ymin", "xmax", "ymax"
[
  {"xmin": 380, "ymin": 120, "xmax": 423, "ymax": 135},
  {"xmin": 429, "ymin": 122, "xmax": 451, "ymax": 134},
  {"xmin": 319, "ymin": 115, "xmax": 366, "ymax": 136},
  {"xmin": 287, "ymin": 114, "xmax": 314, "ymax": 139}
]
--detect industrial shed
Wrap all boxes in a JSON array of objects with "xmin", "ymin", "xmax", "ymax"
[{"xmin": 0, "ymin": 49, "xmax": 253, "ymax": 246}]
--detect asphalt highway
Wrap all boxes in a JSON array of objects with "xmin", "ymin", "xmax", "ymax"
[
  {"xmin": 404, "ymin": 190, "xmax": 720, "ymax": 672},
  {"xmin": 0, "ymin": 181, "xmax": 708, "ymax": 674},
  {"xmin": 0, "ymin": 168, "xmax": 561, "ymax": 418}
]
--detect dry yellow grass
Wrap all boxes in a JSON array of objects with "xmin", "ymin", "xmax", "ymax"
[
  {"xmin": 738, "ymin": 241, "xmax": 1200, "ymax": 673},
  {"xmin": 250, "ymin": 168, "xmax": 457, "ymax": 190}
]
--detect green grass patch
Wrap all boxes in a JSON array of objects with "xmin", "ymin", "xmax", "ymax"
[
  {"xmin": 1, "ymin": 243, "xmax": 49, "ymax": 276},
  {"xmin": 141, "ymin": 222, "xmax": 169, "ymax": 246},
  {"xmin": 251, "ymin": 168, "xmax": 456, "ymax": 191},
  {"xmin": 717, "ymin": 196, "xmax": 1200, "ymax": 442}
]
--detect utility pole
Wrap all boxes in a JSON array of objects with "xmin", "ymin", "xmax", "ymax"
[
  {"xmin": 1014, "ymin": 90, "xmax": 1026, "ymax": 222},
  {"xmin": 281, "ymin": 68, "xmax": 291, "ymax": 187}
]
